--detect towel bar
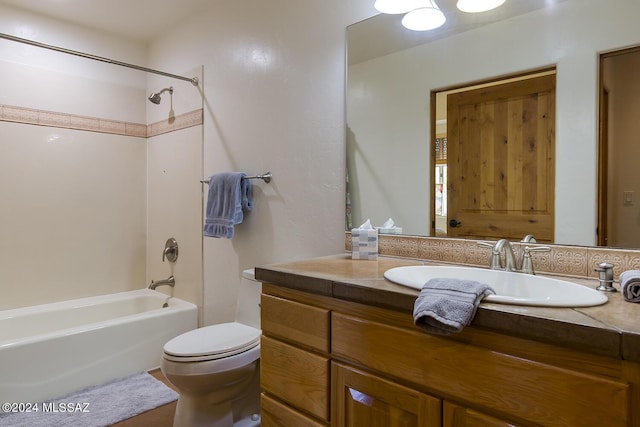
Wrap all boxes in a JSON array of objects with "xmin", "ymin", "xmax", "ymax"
[{"xmin": 200, "ymin": 171, "xmax": 272, "ymax": 184}]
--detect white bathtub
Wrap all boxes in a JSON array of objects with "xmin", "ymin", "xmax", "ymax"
[{"xmin": 0, "ymin": 289, "xmax": 197, "ymax": 405}]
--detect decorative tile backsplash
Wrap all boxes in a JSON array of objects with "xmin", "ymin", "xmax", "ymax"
[
  {"xmin": 0, "ymin": 103, "xmax": 203, "ymax": 137},
  {"xmin": 346, "ymin": 232, "xmax": 640, "ymax": 280}
]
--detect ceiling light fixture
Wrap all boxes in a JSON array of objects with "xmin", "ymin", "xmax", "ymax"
[
  {"xmin": 401, "ymin": 0, "xmax": 446, "ymax": 31},
  {"xmin": 373, "ymin": 0, "xmax": 507, "ymax": 32},
  {"xmin": 374, "ymin": 0, "xmax": 416, "ymax": 14},
  {"xmin": 456, "ymin": 0, "xmax": 506, "ymax": 13}
]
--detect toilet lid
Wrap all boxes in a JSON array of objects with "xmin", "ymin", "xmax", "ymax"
[{"xmin": 164, "ymin": 322, "xmax": 261, "ymax": 361}]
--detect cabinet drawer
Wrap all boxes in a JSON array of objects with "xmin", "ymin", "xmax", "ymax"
[
  {"xmin": 261, "ymin": 294, "xmax": 330, "ymax": 352},
  {"xmin": 444, "ymin": 401, "xmax": 521, "ymax": 427},
  {"xmin": 261, "ymin": 393, "xmax": 328, "ymax": 427},
  {"xmin": 261, "ymin": 335, "xmax": 330, "ymax": 422},
  {"xmin": 332, "ymin": 312, "xmax": 630, "ymax": 427}
]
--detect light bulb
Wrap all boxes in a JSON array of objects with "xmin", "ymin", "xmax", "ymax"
[
  {"xmin": 456, "ymin": 0, "xmax": 506, "ymax": 13},
  {"xmin": 401, "ymin": 4, "xmax": 446, "ymax": 31},
  {"xmin": 374, "ymin": 0, "xmax": 416, "ymax": 14}
]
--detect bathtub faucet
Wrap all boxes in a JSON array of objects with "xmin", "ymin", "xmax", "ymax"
[{"xmin": 149, "ymin": 275, "xmax": 175, "ymax": 290}]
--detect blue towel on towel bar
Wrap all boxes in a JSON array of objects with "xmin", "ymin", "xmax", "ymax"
[
  {"xmin": 203, "ymin": 172, "xmax": 253, "ymax": 239},
  {"xmin": 413, "ymin": 278, "xmax": 494, "ymax": 335}
]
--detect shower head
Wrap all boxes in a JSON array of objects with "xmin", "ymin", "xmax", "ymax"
[{"xmin": 148, "ymin": 86, "xmax": 173, "ymax": 104}]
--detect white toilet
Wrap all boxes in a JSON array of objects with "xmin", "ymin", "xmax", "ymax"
[{"xmin": 161, "ymin": 269, "xmax": 262, "ymax": 427}]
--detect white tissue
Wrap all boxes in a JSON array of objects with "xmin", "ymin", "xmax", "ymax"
[
  {"xmin": 358, "ymin": 219, "xmax": 373, "ymax": 229},
  {"xmin": 376, "ymin": 218, "xmax": 403, "ymax": 234},
  {"xmin": 381, "ymin": 218, "xmax": 395, "ymax": 228}
]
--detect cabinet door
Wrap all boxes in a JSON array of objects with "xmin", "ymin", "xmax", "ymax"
[
  {"xmin": 261, "ymin": 336, "xmax": 330, "ymax": 422},
  {"xmin": 332, "ymin": 362, "xmax": 441, "ymax": 427},
  {"xmin": 444, "ymin": 401, "xmax": 520, "ymax": 427}
]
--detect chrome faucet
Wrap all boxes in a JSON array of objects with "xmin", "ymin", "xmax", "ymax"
[
  {"xmin": 478, "ymin": 239, "xmax": 550, "ymax": 274},
  {"xmin": 520, "ymin": 234, "xmax": 537, "ymax": 243},
  {"xmin": 490, "ymin": 239, "xmax": 518, "ymax": 272},
  {"xmin": 149, "ymin": 275, "xmax": 175, "ymax": 290}
]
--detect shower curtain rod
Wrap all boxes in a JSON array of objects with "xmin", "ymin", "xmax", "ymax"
[{"xmin": 0, "ymin": 32, "xmax": 199, "ymax": 86}]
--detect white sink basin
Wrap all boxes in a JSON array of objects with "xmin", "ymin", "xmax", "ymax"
[{"xmin": 384, "ymin": 266, "xmax": 608, "ymax": 307}]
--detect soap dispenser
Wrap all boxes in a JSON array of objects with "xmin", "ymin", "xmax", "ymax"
[{"xmin": 594, "ymin": 262, "xmax": 616, "ymax": 292}]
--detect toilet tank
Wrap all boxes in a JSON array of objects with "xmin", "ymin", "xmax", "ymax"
[{"xmin": 235, "ymin": 268, "xmax": 262, "ymax": 329}]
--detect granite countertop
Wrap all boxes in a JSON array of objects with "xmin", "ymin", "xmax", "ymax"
[{"xmin": 255, "ymin": 254, "xmax": 640, "ymax": 362}]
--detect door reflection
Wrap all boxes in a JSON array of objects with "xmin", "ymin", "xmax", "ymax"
[{"xmin": 600, "ymin": 47, "xmax": 640, "ymax": 248}]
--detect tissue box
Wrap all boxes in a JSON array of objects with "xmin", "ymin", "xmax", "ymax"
[{"xmin": 351, "ymin": 229, "xmax": 378, "ymax": 260}]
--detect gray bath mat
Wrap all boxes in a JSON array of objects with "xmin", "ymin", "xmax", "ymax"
[{"xmin": 0, "ymin": 372, "xmax": 177, "ymax": 427}]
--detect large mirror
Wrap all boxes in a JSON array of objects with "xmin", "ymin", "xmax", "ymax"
[{"xmin": 346, "ymin": 0, "xmax": 640, "ymax": 248}]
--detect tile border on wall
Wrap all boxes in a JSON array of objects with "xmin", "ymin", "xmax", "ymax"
[
  {"xmin": 346, "ymin": 232, "xmax": 640, "ymax": 280},
  {"xmin": 0, "ymin": 104, "xmax": 203, "ymax": 138},
  {"xmin": 147, "ymin": 109, "xmax": 204, "ymax": 137}
]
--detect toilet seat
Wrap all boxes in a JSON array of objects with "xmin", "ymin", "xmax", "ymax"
[{"xmin": 163, "ymin": 322, "xmax": 261, "ymax": 363}]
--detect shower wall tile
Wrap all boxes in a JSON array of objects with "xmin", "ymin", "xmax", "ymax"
[
  {"xmin": 126, "ymin": 123, "xmax": 148, "ymax": 138},
  {"xmin": 182, "ymin": 109, "xmax": 204, "ymax": 127},
  {"xmin": 147, "ymin": 109, "xmax": 204, "ymax": 137},
  {"xmin": 0, "ymin": 120, "xmax": 147, "ymax": 309},
  {"xmin": 0, "ymin": 104, "xmax": 203, "ymax": 139},
  {"xmin": 3, "ymin": 105, "xmax": 39, "ymax": 124},
  {"xmin": 99, "ymin": 119, "xmax": 126, "ymax": 135},
  {"xmin": 69, "ymin": 115, "xmax": 101, "ymax": 132},
  {"xmin": 39, "ymin": 111, "xmax": 70, "ymax": 128}
]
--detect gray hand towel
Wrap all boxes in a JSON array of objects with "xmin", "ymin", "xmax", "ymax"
[
  {"xmin": 413, "ymin": 278, "xmax": 495, "ymax": 335},
  {"xmin": 619, "ymin": 270, "xmax": 640, "ymax": 303}
]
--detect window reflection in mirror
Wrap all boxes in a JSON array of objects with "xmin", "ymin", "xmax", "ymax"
[{"xmin": 434, "ymin": 163, "xmax": 447, "ymax": 236}]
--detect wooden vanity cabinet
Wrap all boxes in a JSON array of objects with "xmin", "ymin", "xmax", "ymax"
[
  {"xmin": 260, "ymin": 293, "xmax": 331, "ymax": 426},
  {"xmin": 260, "ymin": 284, "xmax": 637, "ymax": 427}
]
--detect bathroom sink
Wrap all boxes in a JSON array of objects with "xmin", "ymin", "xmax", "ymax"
[{"xmin": 384, "ymin": 266, "xmax": 608, "ymax": 307}]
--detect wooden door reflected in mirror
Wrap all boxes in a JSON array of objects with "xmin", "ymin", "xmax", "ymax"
[{"xmin": 432, "ymin": 70, "xmax": 556, "ymax": 243}]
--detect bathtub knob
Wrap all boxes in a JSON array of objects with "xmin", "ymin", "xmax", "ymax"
[{"xmin": 163, "ymin": 237, "xmax": 179, "ymax": 263}]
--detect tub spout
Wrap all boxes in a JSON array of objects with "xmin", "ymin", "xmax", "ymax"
[{"xmin": 149, "ymin": 275, "xmax": 175, "ymax": 290}]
